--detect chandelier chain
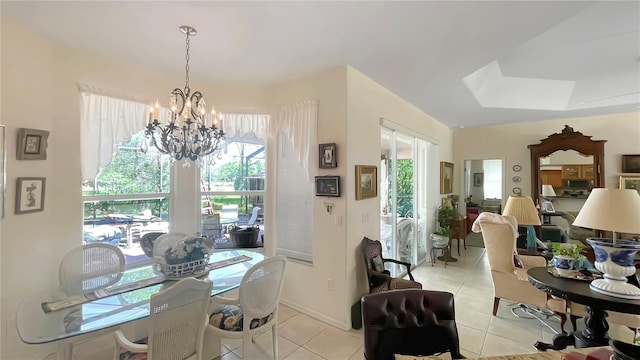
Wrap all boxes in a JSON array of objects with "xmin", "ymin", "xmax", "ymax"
[{"xmin": 185, "ymin": 31, "xmax": 190, "ymax": 91}]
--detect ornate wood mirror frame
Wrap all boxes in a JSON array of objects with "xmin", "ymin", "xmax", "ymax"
[{"xmin": 528, "ymin": 125, "xmax": 606, "ymax": 207}]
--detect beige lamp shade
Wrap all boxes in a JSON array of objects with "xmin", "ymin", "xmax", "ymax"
[
  {"xmin": 503, "ymin": 195, "xmax": 541, "ymax": 226},
  {"xmin": 542, "ymin": 184, "xmax": 556, "ymax": 197},
  {"xmin": 573, "ymin": 188, "xmax": 640, "ymax": 234}
]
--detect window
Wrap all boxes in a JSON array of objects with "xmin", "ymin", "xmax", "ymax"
[
  {"xmin": 483, "ymin": 159, "xmax": 503, "ymax": 199},
  {"xmin": 200, "ymin": 140, "xmax": 266, "ymax": 248},
  {"xmin": 82, "ymin": 131, "xmax": 171, "ymax": 266}
]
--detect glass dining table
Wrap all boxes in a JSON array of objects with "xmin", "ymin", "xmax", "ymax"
[{"xmin": 16, "ymin": 249, "xmax": 264, "ymax": 360}]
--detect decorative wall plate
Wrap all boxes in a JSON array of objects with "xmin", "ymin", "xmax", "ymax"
[
  {"xmin": 512, "ymin": 187, "xmax": 522, "ymax": 195},
  {"xmin": 512, "ymin": 164, "xmax": 522, "ymax": 172},
  {"xmin": 512, "ymin": 176, "xmax": 521, "ymax": 183}
]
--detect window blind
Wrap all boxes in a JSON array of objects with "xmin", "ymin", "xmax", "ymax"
[{"xmin": 275, "ymin": 135, "xmax": 314, "ymax": 262}]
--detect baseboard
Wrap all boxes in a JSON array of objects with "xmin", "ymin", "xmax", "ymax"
[{"xmin": 279, "ymin": 298, "xmax": 350, "ymax": 331}]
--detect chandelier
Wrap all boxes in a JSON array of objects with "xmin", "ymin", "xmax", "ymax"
[{"xmin": 141, "ymin": 26, "xmax": 225, "ymax": 167}]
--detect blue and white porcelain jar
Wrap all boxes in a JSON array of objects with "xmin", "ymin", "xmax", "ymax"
[{"xmin": 552, "ymin": 255, "xmax": 576, "ymax": 276}]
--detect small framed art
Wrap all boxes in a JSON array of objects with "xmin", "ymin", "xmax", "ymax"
[
  {"xmin": 620, "ymin": 175, "xmax": 640, "ymax": 196},
  {"xmin": 17, "ymin": 128, "xmax": 49, "ymax": 160},
  {"xmin": 473, "ymin": 173, "xmax": 483, "ymax": 187},
  {"xmin": 440, "ymin": 161, "xmax": 454, "ymax": 194},
  {"xmin": 15, "ymin": 177, "xmax": 46, "ymax": 214},
  {"xmin": 622, "ymin": 155, "xmax": 640, "ymax": 173},
  {"xmin": 319, "ymin": 143, "xmax": 337, "ymax": 168},
  {"xmin": 315, "ymin": 176, "xmax": 340, "ymax": 197},
  {"xmin": 355, "ymin": 165, "xmax": 377, "ymax": 200}
]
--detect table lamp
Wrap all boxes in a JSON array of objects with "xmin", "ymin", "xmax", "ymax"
[
  {"xmin": 541, "ymin": 185, "xmax": 556, "ymax": 213},
  {"xmin": 503, "ymin": 195, "xmax": 541, "ymax": 251},
  {"xmin": 542, "ymin": 184, "xmax": 556, "ymax": 197},
  {"xmin": 573, "ymin": 188, "xmax": 640, "ymax": 299}
]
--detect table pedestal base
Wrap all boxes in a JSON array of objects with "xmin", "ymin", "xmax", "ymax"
[{"xmin": 534, "ymin": 305, "xmax": 609, "ymax": 351}]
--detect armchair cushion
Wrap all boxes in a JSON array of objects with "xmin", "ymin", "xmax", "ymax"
[
  {"xmin": 209, "ymin": 304, "xmax": 274, "ymax": 332},
  {"xmin": 372, "ymin": 255, "xmax": 385, "ymax": 272}
]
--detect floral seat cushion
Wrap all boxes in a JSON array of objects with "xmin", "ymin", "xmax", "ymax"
[
  {"xmin": 209, "ymin": 304, "xmax": 273, "ymax": 331},
  {"xmin": 119, "ymin": 337, "xmax": 148, "ymax": 360}
]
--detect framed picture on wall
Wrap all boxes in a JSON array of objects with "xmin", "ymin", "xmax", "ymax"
[
  {"xmin": 319, "ymin": 143, "xmax": 337, "ymax": 168},
  {"xmin": 622, "ymin": 155, "xmax": 640, "ymax": 173},
  {"xmin": 15, "ymin": 177, "xmax": 46, "ymax": 214},
  {"xmin": 473, "ymin": 173, "xmax": 484, "ymax": 187},
  {"xmin": 16, "ymin": 128, "xmax": 49, "ymax": 160},
  {"xmin": 355, "ymin": 165, "xmax": 377, "ymax": 200},
  {"xmin": 315, "ymin": 176, "xmax": 340, "ymax": 197},
  {"xmin": 440, "ymin": 161, "xmax": 454, "ymax": 194},
  {"xmin": 620, "ymin": 175, "xmax": 640, "ymax": 196}
]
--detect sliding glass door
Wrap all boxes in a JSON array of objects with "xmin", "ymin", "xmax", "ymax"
[{"xmin": 381, "ymin": 128, "xmax": 431, "ymax": 275}]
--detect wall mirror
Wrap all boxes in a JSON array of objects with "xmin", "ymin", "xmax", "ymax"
[{"xmin": 528, "ymin": 125, "xmax": 606, "ymax": 210}]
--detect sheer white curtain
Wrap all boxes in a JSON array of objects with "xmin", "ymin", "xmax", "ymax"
[
  {"xmin": 80, "ymin": 91, "xmax": 147, "ymax": 181},
  {"xmin": 270, "ymin": 100, "xmax": 318, "ymax": 182},
  {"xmin": 224, "ymin": 113, "xmax": 269, "ymax": 144}
]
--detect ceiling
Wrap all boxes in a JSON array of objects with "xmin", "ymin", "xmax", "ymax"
[{"xmin": 2, "ymin": 1, "xmax": 639, "ymax": 128}]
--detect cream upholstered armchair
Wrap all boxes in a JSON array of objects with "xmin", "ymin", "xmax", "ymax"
[{"xmin": 473, "ymin": 213, "xmax": 569, "ymax": 327}]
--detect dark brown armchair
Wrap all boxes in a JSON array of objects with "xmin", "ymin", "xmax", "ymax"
[
  {"xmin": 362, "ymin": 289, "xmax": 464, "ymax": 360},
  {"xmin": 362, "ymin": 237, "xmax": 422, "ymax": 293}
]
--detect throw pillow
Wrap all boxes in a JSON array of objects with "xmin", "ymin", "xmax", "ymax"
[{"xmin": 372, "ymin": 255, "xmax": 384, "ymax": 272}]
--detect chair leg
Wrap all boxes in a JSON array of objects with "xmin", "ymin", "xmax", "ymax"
[
  {"xmin": 556, "ymin": 312, "xmax": 567, "ymax": 334},
  {"xmin": 493, "ymin": 297, "xmax": 501, "ymax": 316},
  {"xmin": 570, "ymin": 315, "xmax": 579, "ymax": 332},
  {"xmin": 272, "ymin": 324, "xmax": 279, "ymax": 360}
]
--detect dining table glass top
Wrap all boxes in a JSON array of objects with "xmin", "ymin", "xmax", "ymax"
[{"xmin": 16, "ymin": 249, "xmax": 264, "ymax": 344}]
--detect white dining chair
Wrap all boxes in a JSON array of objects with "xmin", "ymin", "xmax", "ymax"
[
  {"xmin": 246, "ymin": 206, "xmax": 261, "ymax": 226},
  {"xmin": 55, "ymin": 243, "xmax": 126, "ymax": 359},
  {"xmin": 113, "ymin": 277, "xmax": 213, "ymax": 360},
  {"xmin": 205, "ymin": 255, "xmax": 287, "ymax": 359},
  {"xmin": 59, "ymin": 243, "xmax": 125, "ymax": 296}
]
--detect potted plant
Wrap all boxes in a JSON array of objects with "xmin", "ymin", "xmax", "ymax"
[
  {"xmin": 431, "ymin": 226, "xmax": 452, "ymax": 248},
  {"xmin": 437, "ymin": 203, "xmax": 462, "ymax": 235},
  {"xmin": 551, "ymin": 242, "xmax": 586, "ymax": 275}
]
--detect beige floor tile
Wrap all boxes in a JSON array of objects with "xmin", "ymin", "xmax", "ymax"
[
  {"xmin": 284, "ymin": 347, "xmax": 325, "ymax": 360},
  {"xmin": 455, "ymin": 306, "xmax": 492, "ymax": 332},
  {"xmin": 230, "ymin": 331, "xmax": 299, "ymax": 360},
  {"xmin": 487, "ymin": 312, "xmax": 544, "ymax": 344},
  {"xmin": 480, "ymin": 333, "xmax": 536, "ymax": 357},
  {"xmin": 458, "ymin": 283, "xmax": 494, "ymax": 298},
  {"xmin": 460, "ymin": 348, "xmax": 481, "ymax": 359},
  {"xmin": 454, "ymin": 293, "xmax": 494, "ymax": 315},
  {"xmin": 278, "ymin": 313, "xmax": 328, "ymax": 346},
  {"xmin": 278, "ymin": 304, "xmax": 299, "ymax": 324},
  {"xmin": 220, "ymin": 350, "xmax": 242, "ymax": 360},
  {"xmin": 304, "ymin": 327, "xmax": 362, "ymax": 360},
  {"xmin": 347, "ymin": 347, "xmax": 365, "ymax": 360},
  {"xmin": 457, "ymin": 324, "xmax": 486, "ymax": 355},
  {"xmin": 222, "ymin": 337, "xmax": 243, "ymax": 351}
]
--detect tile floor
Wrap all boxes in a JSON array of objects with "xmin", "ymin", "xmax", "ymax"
[{"xmin": 81, "ymin": 245, "xmax": 634, "ymax": 360}]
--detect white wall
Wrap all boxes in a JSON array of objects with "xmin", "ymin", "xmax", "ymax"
[{"xmin": 453, "ymin": 113, "xmax": 640, "ymax": 209}]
